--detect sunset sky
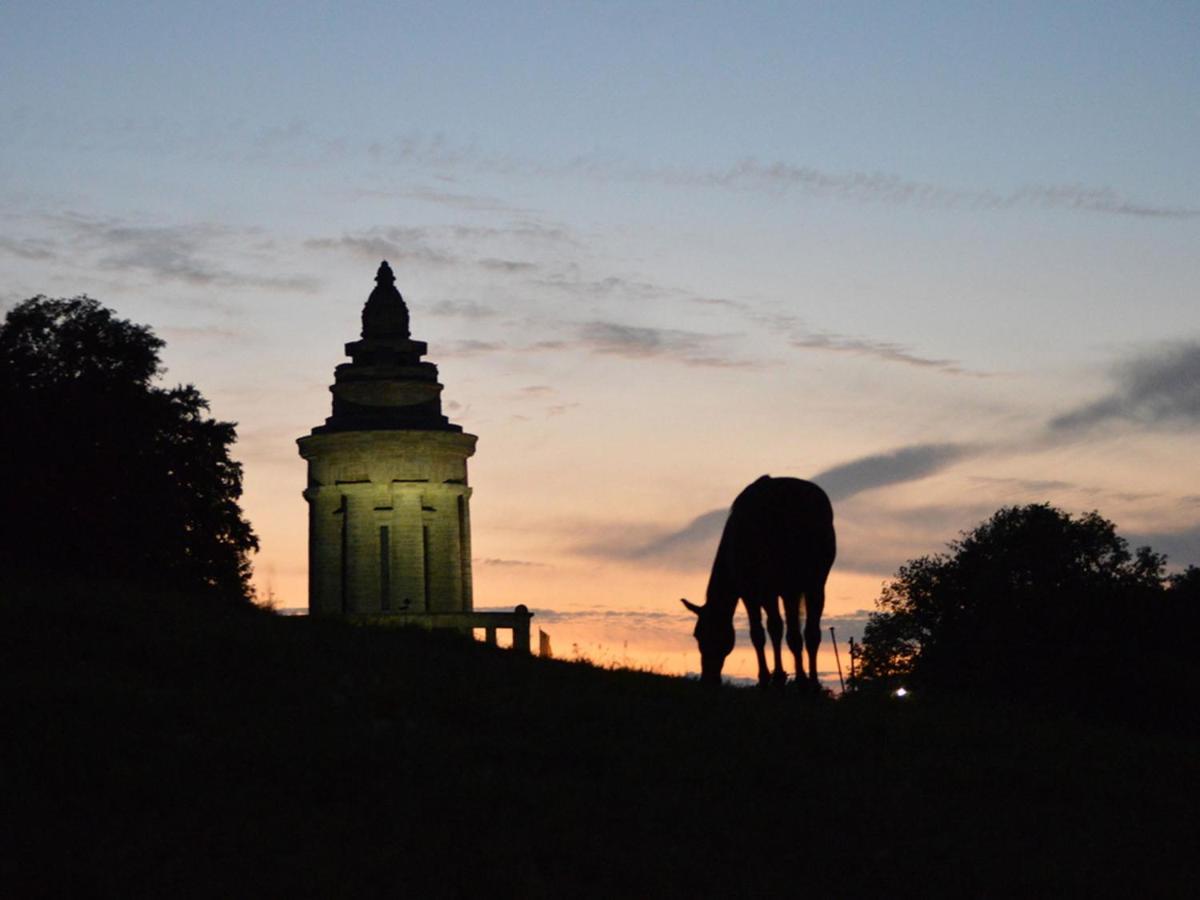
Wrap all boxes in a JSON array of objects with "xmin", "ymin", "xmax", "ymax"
[{"xmin": 4, "ymin": 2, "xmax": 1198, "ymax": 681}]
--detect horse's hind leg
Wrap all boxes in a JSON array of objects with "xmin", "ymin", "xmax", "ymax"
[
  {"xmin": 764, "ymin": 597, "xmax": 787, "ymax": 686},
  {"xmin": 746, "ymin": 600, "xmax": 770, "ymax": 686},
  {"xmin": 784, "ymin": 594, "xmax": 804, "ymax": 683},
  {"xmin": 804, "ymin": 582, "xmax": 826, "ymax": 690}
]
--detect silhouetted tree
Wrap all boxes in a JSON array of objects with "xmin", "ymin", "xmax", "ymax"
[
  {"xmin": 849, "ymin": 505, "xmax": 1196, "ymax": 712},
  {"xmin": 0, "ymin": 296, "xmax": 257, "ymax": 601},
  {"xmin": 1167, "ymin": 564, "xmax": 1200, "ymax": 601}
]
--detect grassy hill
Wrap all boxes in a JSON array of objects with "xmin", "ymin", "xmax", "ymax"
[{"xmin": 3, "ymin": 582, "xmax": 1196, "ymax": 898}]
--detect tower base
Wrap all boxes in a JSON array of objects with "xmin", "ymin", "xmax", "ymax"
[{"xmin": 298, "ymin": 429, "xmax": 477, "ymax": 616}]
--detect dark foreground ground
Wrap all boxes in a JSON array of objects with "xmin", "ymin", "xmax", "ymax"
[{"xmin": 3, "ymin": 583, "xmax": 1197, "ymax": 898}]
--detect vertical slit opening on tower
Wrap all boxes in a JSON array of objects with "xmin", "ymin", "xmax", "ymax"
[
  {"xmin": 379, "ymin": 524, "xmax": 391, "ymax": 611},
  {"xmin": 422, "ymin": 524, "xmax": 432, "ymax": 612},
  {"xmin": 339, "ymin": 494, "xmax": 348, "ymax": 615}
]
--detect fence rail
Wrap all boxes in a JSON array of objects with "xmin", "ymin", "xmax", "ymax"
[{"xmin": 355, "ymin": 605, "xmax": 534, "ymax": 653}]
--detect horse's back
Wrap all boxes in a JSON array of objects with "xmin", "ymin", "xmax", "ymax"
[
  {"xmin": 722, "ymin": 476, "xmax": 836, "ymax": 592},
  {"xmin": 729, "ymin": 476, "xmax": 834, "ymax": 537}
]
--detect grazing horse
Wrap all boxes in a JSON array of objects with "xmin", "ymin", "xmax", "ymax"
[{"xmin": 681, "ymin": 476, "xmax": 836, "ymax": 688}]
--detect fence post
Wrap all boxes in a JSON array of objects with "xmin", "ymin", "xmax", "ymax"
[
  {"xmin": 512, "ymin": 604, "xmax": 532, "ymax": 653},
  {"xmin": 830, "ymin": 626, "xmax": 846, "ymax": 693}
]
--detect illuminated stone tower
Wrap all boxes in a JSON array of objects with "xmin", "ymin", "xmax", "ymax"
[{"xmin": 297, "ymin": 262, "xmax": 476, "ymax": 616}]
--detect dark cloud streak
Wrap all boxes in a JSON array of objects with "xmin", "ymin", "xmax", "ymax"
[
  {"xmin": 47, "ymin": 213, "xmax": 316, "ymax": 291},
  {"xmin": 1051, "ymin": 342, "xmax": 1200, "ymax": 431},
  {"xmin": 815, "ymin": 443, "xmax": 972, "ymax": 502},
  {"xmin": 578, "ymin": 320, "xmax": 752, "ymax": 368},
  {"xmin": 791, "ymin": 332, "xmax": 985, "ymax": 376}
]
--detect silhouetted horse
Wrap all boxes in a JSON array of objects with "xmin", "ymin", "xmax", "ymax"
[{"xmin": 682, "ymin": 476, "xmax": 836, "ymax": 688}]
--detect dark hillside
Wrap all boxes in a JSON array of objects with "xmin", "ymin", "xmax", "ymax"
[{"xmin": 3, "ymin": 582, "xmax": 1197, "ymax": 898}]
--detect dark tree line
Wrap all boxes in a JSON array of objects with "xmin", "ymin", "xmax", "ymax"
[
  {"xmin": 851, "ymin": 504, "xmax": 1199, "ymax": 729},
  {"xmin": 0, "ymin": 296, "xmax": 257, "ymax": 602}
]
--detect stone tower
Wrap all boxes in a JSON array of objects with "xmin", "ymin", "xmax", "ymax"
[{"xmin": 298, "ymin": 262, "xmax": 477, "ymax": 616}]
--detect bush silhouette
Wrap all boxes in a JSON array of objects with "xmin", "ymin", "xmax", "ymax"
[
  {"xmin": 0, "ymin": 296, "xmax": 257, "ymax": 601},
  {"xmin": 852, "ymin": 504, "xmax": 1197, "ymax": 728}
]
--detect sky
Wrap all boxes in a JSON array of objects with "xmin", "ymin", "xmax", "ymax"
[{"xmin": 3, "ymin": 1, "xmax": 1198, "ymax": 682}]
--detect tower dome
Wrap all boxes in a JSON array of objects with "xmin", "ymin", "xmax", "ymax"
[
  {"xmin": 361, "ymin": 260, "xmax": 410, "ymax": 339},
  {"xmin": 314, "ymin": 260, "xmax": 460, "ymax": 434}
]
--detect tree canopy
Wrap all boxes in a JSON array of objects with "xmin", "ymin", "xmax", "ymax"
[
  {"xmin": 852, "ymin": 504, "xmax": 1198, "ymax": 726},
  {"xmin": 0, "ymin": 296, "xmax": 257, "ymax": 602}
]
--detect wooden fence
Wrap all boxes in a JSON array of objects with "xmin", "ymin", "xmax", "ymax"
[{"xmin": 357, "ymin": 605, "xmax": 534, "ymax": 653}]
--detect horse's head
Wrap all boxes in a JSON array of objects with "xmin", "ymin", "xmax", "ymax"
[{"xmin": 681, "ymin": 598, "xmax": 734, "ymax": 686}]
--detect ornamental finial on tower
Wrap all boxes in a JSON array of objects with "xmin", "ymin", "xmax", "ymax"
[{"xmin": 361, "ymin": 259, "xmax": 410, "ymax": 339}]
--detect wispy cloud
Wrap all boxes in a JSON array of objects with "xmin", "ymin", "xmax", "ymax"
[
  {"xmin": 1050, "ymin": 341, "xmax": 1200, "ymax": 431},
  {"xmin": 477, "ymin": 257, "xmax": 537, "ymax": 273},
  {"xmin": 427, "ymin": 299, "xmax": 497, "ymax": 319},
  {"xmin": 451, "ymin": 222, "xmax": 575, "ymax": 245},
  {"xmin": 357, "ymin": 133, "xmax": 1198, "ymax": 219},
  {"xmin": 533, "ymin": 272, "xmax": 668, "ymax": 301},
  {"xmin": 689, "ymin": 295, "xmax": 751, "ymax": 311},
  {"xmin": 304, "ymin": 220, "xmax": 572, "ymax": 277},
  {"xmin": 654, "ymin": 159, "xmax": 1200, "ymax": 219},
  {"xmin": 578, "ymin": 320, "xmax": 751, "ymax": 368},
  {"xmin": 791, "ymin": 332, "xmax": 984, "ymax": 376},
  {"xmin": 396, "ymin": 186, "xmax": 524, "ymax": 214},
  {"xmin": 435, "ymin": 321, "xmax": 751, "ymax": 368},
  {"xmin": 968, "ymin": 476, "xmax": 1077, "ymax": 494},
  {"xmin": 43, "ymin": 213, "xmax": 316, "ymax": 291},
  {"xmin": 476, "ymin": 557, "xmax": 547, "ymax": 568},
  {"xmin": 364, "ymin": 132, "xmax": 482, "ymax": 168},
  {"xmin": 439, "ymin": 339, "xmax": 507, "ymax": 357},
  {"xmin": 451, "ymin": 220, "xmax": 578, "ymax": 244},
  {"xmin": 618, "ymin": 509, "xmax": 730, "ymax": 566},
  {"xmin": 0, "ymin": 236, "xmax": 57, "ymax": 261},
  {"xmin": 176, "ymin": 123, "xmax": 1194, "ymax": 222},
  {"xmin": 391, "ymin": 133, "xmax": 1194, "ymax": 219},
  {"xmin": 303, "ymin": 227, "xmax": 454, "ymax": 266}
]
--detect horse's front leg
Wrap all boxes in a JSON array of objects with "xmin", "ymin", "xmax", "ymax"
[{"xmin": 746, "ymin": 600, "xmax": 770, "ymax": 686}]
